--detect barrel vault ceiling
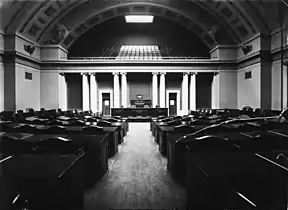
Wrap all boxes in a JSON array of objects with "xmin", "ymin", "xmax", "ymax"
[{"xmin": 0, "ymin": 0, "xmax": 287, "ymax": 50}]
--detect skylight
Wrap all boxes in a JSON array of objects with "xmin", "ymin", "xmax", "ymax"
[
  {"xmin": 116, "ymin": 45, "xmax": 162, "ymax": 60},
  {"xmin": 125, "ymin": 15, "xmax": 154, "ymax": 23}
]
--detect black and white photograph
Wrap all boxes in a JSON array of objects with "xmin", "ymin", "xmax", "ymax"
[{"xmin": 0, "ymin": 0, "xmax": 288, "ymax": 209}]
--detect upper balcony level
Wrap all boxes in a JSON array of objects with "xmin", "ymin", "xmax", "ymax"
[{"xmin": 54, "ymin": 56, "xmax": 233, "ymax": 67}]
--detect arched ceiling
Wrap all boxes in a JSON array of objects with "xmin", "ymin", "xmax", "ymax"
[{"xmin": 0, "ymin": 0, "xmax": 286, "ymax": 50}]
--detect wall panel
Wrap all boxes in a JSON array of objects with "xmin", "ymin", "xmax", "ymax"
[
  {"xmin": 40, "ymin": 71, "xmax": 60, "ymax": 109},
  {"xmin": 237, "ymin": 63, "xmax": 261, "ymax": 109},
  {"xmin": 15, "ymin": 63, "xmax": 40, "ymax": 111}
]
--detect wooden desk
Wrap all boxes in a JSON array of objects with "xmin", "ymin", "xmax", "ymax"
[{"xmin": 111, "ymin": 108, "xmax": 168, "ymax": 119}]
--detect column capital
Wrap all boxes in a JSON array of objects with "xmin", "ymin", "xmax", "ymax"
[
  {"xmin": 81, "ymin": 72, "xmax": 89, "ymax": 76},
  {"xmin": 213, "ymin": 72, "xmax": 219, "ymax": 76},
  {"xmin": 59, "ymin": 73, "xmax": 65, "ymax": 76},
  {"xmin": 160, "ymin": 72, "xmax": 166, "ymax": 75},
  {"xmin": 183, "ymin": 72, "xmax": 189, "ymax": 75},
  {"xmin": 190, "ymin": 72, "xmax": 198, "ymax": 76},
  {"xmin": 120, "ymin": 72, "xmax": 127, "ymax": 76},
  {"xmin": 152, "ymin": 72, "xmax": 159, "ymax": 75},
  {"xmin": 112, "ymin": 72, "xmax": 120, "ymax": 76},
  {"xmin": 89, "ymin": 72, "xmax": 96, "ymax": 76}
]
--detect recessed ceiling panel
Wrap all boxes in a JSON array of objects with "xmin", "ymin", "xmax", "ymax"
[
  {"xmin": 75, "ymin": 24, "xmax": 87, "ymax": 34},
  {"xmin": 87, "ymin": 15, "xmax": 100, "ymax": 26},
  {"xmin": 63, "ymin": 34, "xmax": 75, "ymax": 46},
  {"xmin": 117, "ymin": 7, "xmax": 130, "ymax": 14}
]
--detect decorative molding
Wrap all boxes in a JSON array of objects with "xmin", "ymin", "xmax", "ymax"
[
  {"xmin": 14, "ymin": 32, "xmax": 40, "ymax": 47},
  {"xmin": 236, "ymin": 33, "xmax": 270, "ymax": 48},
  {"xmin": 209, "ymin": 45, "xmax": 237, "ymax": 54},
  {"xmin": 24, "ymin": 44, "xmax": 36, "ymax": 55},
  {"xmin": 40, "ymin": 64, "xmax": 238, "ymax": 72},
  {"xmin": 241, "ymin": 44, "xmax": 253, "ymax": 55},
  {"xmin": 40, "ymin": 44, "xmax": 68, "ymax": 53},
  {"xmin": 237, "ymin": 56, "xmax": 261, "ymax": 69},
  {"xmin": 237, "ymin": 32, "xmax": 261, "ymax": 48},
  {"xmin": 3, "ymin": 51, "xmax": 41, "ymax": 69},
  {"xmin": 43, "ymin": 24, "xmax": 68, "ymax": 44},
  {"xmin": 80, "ymin": 72, "xmax": 89, "ymax": 76},
  {"xmin": 4, "ymin": 50, "xmax": 41, "ymax": 64},
  {"xmin": 271, "ymin": 27, "xmax": 284, "ymax": 36}
]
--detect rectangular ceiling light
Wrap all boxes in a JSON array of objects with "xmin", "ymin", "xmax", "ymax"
[{"xmin": 125, "ymin": 15, "xmax": 154, "ymax": 23}]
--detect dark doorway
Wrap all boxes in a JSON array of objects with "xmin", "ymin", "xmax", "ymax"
[
  {"xmin": 102, "ymin": 93, "xmax": 111, "ymax": 116},
  {"xmin": 169, "ymin": 92, "xmax": 177, "ymax": 116}
]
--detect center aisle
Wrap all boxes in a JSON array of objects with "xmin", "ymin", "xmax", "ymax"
[{"xmin": 84, "ymin": 122, "xmax": 187, "ymax": 210}]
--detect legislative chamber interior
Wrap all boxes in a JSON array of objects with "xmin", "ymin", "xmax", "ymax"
[{"xmin": 0, "ymin": 1, "xmax": 288, "ymax": 210}]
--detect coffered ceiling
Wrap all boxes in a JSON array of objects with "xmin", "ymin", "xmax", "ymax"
[{"xmin": 0, "ymin": 0, "xmax": 287, "ymax": 50}]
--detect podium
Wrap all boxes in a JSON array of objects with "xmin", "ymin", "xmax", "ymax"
[
  {"xmin": 111, "ymin": 108, "xmax": 168, "ymax": 122},
  {"xmin": 130, "ymin": 100, "xmax": 152, "ymax": 108}
]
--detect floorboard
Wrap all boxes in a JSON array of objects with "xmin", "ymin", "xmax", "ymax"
[{"xmin": 84, "ymin": 122, "xmax": 187, "ymax": 210}]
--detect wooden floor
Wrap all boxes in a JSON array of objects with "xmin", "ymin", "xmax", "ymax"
[{"xmin": 84, "ymin": 122, "xmax": 187, "ymax": 210}]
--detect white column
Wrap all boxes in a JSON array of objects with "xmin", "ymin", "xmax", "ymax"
[
  {"xmin": 189, "ymin": 72, "xmax": 197, "ymax": 111},
  {"xmin": 58, "ymin": 73, "xmax": 67, "ymax": 110},
  {"xmin": 90, "ymin": 73, "xmax": 98, "ymax": 113},
  {"xmin": 152, "ymin": 72, "xmax": 158, "ymax": 107},
  {"xmin": 159, "ymin": 72, "xmax": 166, "ymax": 108},
  {"xmin": 182, "ymin": 72, "xmax": 189, "ymax": 115},
  {"xmin": 211, "ymin": 72, "xmax": 219, "ymax": 109},
  {"xmin": 121, "ymin": 72, "xmax": 128, "ymax": 108},
  {"xmin": 82, "ymin": 73, "xmax": 90, "ymax": 111},
  {"xmin": 113, "ymin": 72, "xmax": 120, "ymax": 108}
]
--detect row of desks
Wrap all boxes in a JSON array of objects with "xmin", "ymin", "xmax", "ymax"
[
  {"xmin": 150, "ymin": 115, "xmax": 288, "ymax": 209},
  {"xmin": 0, "ymin": 117, "xmax": 129, "ymax": 210}
]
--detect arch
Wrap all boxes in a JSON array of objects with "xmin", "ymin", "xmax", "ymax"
[
  {"xmin": 1, "ymin": 0, "xmax": 278, "ymax": 48},
  {"xmin": 43, "ymin": 3, "xmax": 238, "ymax": 50}
]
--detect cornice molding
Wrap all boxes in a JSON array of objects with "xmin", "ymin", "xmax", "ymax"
[
  {"xmin": 5, "ymin": 32, "xmax": 40, "ymax": 48},
  {"xmin": 3, "ymin": 51, "xmax": 41, "ymax": 69},
  {"xmin": 271, "ymin": 44, "xmax": 288, "ymax": 55},
  {"xmin": 236, "ymin": 50, "xmax": 265, "ymax": 64},
  {"xmin": 40, "ymin": 44, "xmax": 68, "ymax": 53},
  {"xmin": 271, "ymin": 27, "xmax": 287, "ymax": 36},
  {"xmin": 209, "ymin": 45, "xmax": 237, "ymax": 54},
  {"xmin": 236, "ymin": 33, "xmax": 270, "ymax": 48},
  {"xmin": 4, "ymin": 51, "xmax": 41, "ymax": 64},
  {"xmin": 40, "ymin": 65, "xmax": 237, "ymax": 72}
]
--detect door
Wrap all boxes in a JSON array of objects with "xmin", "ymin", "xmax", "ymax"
[
  {"xmin": 102, "ymin": 93, "xmax": 110, "ymax": 116},
  {"xmin": 169, "ymin": 92, "xmax": 177, "ymax": 116}
]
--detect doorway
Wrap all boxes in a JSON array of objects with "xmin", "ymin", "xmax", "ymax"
[
  {"xmin": 102, "ymin": 93, "xmax": 111, "ymax": 116},
  {"xmin": 166, "ymin": 90, "xmax": 180, "ymax": 116},
  {"xmin": 168, "ymin": 93, "xmax": 177, "ymax": 116}
]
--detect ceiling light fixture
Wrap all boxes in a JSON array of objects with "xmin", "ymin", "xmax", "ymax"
[{"xmin": 125, "ymin": 15, "xmax": 154, "ymax": 23}]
